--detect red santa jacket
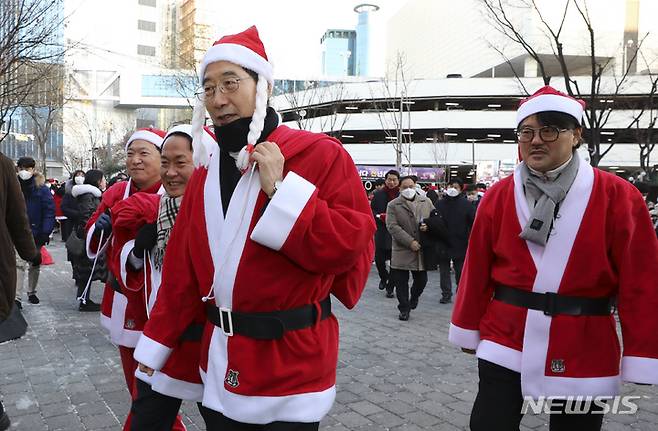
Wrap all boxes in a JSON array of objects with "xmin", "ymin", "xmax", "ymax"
[
  {"xmin": 134, "ymin": 125, "xmax": 375, "ymax": 424},
  {"xmin": 449, "ymin": 156, "xmax": 658, "ymax": 398},
  {"xmin": 85, "ymin": 179, "xmax": 161, "ymax": 347},
  {"xmin": 112, "ymin": 192, "xmax": 205, "ymax": 401}
]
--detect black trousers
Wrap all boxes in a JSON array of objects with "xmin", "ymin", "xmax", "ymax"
[
  {"xmin": 130, "ymin": 378, "xmax": 183, "ymax": 431},
  {"xmin": 374, "ymin": 247, "xmax": 392, "ymax": 289},
  {"xmin": 61, "ymin": 219, "xmax": 73, "ymax": 242},
  {"xmin": 199, "ymin": 405, "xmax": 319, "ymax": 431},
  {"xmin": 438, "ymin": 257, "xmax": 464, "ymax": 298},
  {"xmin": 391, "ymin": 268, "xmax": 427, "ymax": 312},
  {"xmin": 470, "ymin": 359, "xmax": 604, "ymax": 431},
  {"xmin": 76, "ymin": 279, "xmax": 90, "ymax": 302}
]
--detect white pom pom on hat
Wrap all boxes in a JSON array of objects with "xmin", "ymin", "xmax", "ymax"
[
  {"xmin": 192, "ymin": 26, "xmax": 273, "ymax": 169},
  {"xmin": 516, "ymin": 86, "xmax": 586, "ymax": 127}
]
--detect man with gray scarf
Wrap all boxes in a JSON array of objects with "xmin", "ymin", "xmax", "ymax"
[{"xmin": 448, "ymin": 86, "xmax": 658, "ymax": 431}]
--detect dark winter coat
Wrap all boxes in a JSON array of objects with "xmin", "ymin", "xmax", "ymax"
[
  {"xmin": 61, "ymin": 180, "xmax": 81, "ymax": 225},
  {"xmin": 19, "ymin": 176, "xmax": 55, "ymax": 246},
  {"xmin": 0, "ymin": 153, "xmax": 38, "ymax": 321},
  {"xmin": 420, "ymin": 208, "xmax": 449, "ymax": 270},
  {"xmin": 70, "ymin": 184, "xmax": 107, "ymax": 283},
  {"xmin": 434, "ymin": 193, "xmax": 475, "ymax": 259},
  {"xmin": 371, "ymin": 187, "xmax": 398, "ymax": 250}
]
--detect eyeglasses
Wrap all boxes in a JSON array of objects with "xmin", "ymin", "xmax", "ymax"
[
  {"xmin": 195, "ymin": 76, "xmax": 253, "ymax": 100},
  {"xmin": 516, "ymin": 126, "xmax": 570, "ymax": 143}
]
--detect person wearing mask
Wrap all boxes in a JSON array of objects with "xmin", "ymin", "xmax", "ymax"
[
  {"xmin": 434, "ymin": 178, "xmax": 475, "ymax": 304},
  {"xmin": 449, "ymin": 86, "xmax": 658, "ymax": 431},
  {"xmin": 85, "ymin": 128, "xmax": 165, "ymax": 431},
  {"xmin": 70, "ymin": 169, "xmax": 107, "ymax": 311},
  {"xmin": 0, "ymin": 152, "xmax": 40, "ymax": 431},
  {"xmin": 61, "ymin": 170, "xmax": 86, "ymax": 242},
  {"xmin": 113, "ymin": 126, "xmax": 214, "ymax": 431},
  {"xmin": 133, "ymin": 26, "xmax": 374, "ymax": 430},
  {"xmin": 385, "ymin": 176, "xmax": 435, "ymax": 321},
  {"xmin": 371, "ymin": 170, "xmax": 400, "ymax": 297},
  {"xmin": 15, "ymin": 157, "xmax": 55, "ymax": 306}
]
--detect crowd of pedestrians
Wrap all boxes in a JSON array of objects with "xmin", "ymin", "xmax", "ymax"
[{"xmin": 2, "ymin": 31, "xmax": 658, "ymax": 431}]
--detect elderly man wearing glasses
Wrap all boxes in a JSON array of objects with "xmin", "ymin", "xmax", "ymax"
[
  {"xmin": 133, "ymin": 26, "xmax": 375, "ymax": 430},
  {"xmin": 448, "ymin": 86, "xmax": 658, "ymax": 431}
]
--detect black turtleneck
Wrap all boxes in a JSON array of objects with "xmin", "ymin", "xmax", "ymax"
[{"xmin": 214, "ymin": 107, "xmax": 279, "ymax": 216}]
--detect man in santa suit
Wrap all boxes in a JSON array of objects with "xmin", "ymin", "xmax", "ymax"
[
  {"xmin": 85, "ymin": 127, "xmax": 165, "ymax": 430},
  {"xmin": 111, "ymin": 125, "xmax": 216, "ymax": 431},
  {"xmin": 133, "ymin": 26, "xmax": 375, "ymax": 430},
  {"xmin": 448, "ymin": 86, "xmax": 658, "ymax": 431}
]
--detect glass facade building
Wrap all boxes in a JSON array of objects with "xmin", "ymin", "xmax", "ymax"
[{"xmin": 321, "ymin": 30, "xmax": 357, "ymax": 77}]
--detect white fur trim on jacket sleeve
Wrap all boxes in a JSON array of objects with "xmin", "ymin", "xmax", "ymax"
[
  {"xmin": 250, "ymin": 171, "xmax": 316, "ymax": 251},
  {"xmin": 448, "ymin": 322, "xmax": 481, "ymax": 350},
  {"xmin": 134, "ymin": 334, "xmax": 174, "ymax": 371},
  {"xmin": 621, "ymin": 356, "xmax": 658, "ymax": 385},
  {"xmin": 119, "ymin": 240, "xmax": 136, "ymax": 288}
]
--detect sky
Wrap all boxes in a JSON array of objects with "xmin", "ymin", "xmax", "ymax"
[{"xmin": 212, "ymin": 0, "xmax": 410, "ymax": 79}]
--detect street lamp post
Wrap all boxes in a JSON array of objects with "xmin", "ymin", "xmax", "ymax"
[{"xmin": 466, "ymin": 137, "xmax": 493, "ymax": 182}]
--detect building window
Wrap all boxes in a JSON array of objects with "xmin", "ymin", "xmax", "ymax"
[
  {"xmin": 137, "ymin": 45, "xmax": 156, "ymax": 56},
  {"xmin": 138, "ymin": 20, "xmax": 156, "ymax": 32},
  {"xmin": 138, "ymin": 0, "xmax": 156, "ymax": 6}
]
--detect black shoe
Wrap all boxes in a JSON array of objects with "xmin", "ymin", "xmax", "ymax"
[
  {"xmin": 439, "ymin": 296, "xmax": 452, "ymax": 304},
  {"xmin": 28, "ymin": 294, "xmax": 40, "ymax": 304},
  {"xmin": 385, "ymin": 291, "xmax": 395, "ymax": 298},
  {"xmin": 0, "ymin": 411, "xmax": 10, "ymax": 431},
  {"xmin": 14, "ymin": 299, "xmax": 22, "ymax": 310},
  {"xmin": 398, "ymin": 311, "xmax": 409, "ymax": 321},
  {"xmin": 378, "ymin": 280, "xmax": 386, "ymax": 290},
  {"xmin": 410, "ymin": 297, "xmax": 419, "ymax": 310},
  {"xmin": 79, "ymin": 300, "xmax": 101, "ymax": 312}
]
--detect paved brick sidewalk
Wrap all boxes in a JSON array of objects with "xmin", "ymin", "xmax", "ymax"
[{"xmin": 1, "ymin": 241, "xmax": 656, "ymax": 430}]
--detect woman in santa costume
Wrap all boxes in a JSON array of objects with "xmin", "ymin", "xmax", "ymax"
[
  {"xmin": 111, "ymin": 125, "xmax": 216, "ymax": 431},
  {"xmin": 448, "ymin": 86, "xmax": 658, "ymax": 431},
  {"xmin": 85, "ymin": 127, "xmax": 165, "ymax": 430},
  {"xmin": 134, "ymin": 26, "xmax": 375, "ymax": 430}
]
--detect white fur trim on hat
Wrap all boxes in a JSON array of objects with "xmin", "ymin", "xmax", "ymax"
[
  {"xmin": 198, "ymin": 43, "xmax": 273, "ymax": 85},
  {"xmin": 125, "ymin": 130, "xmax": 164, "ymax": 151},
  {"xmin": 163, "ymin": 125, "xmax": 193, "ymax": 145},
  {"xmin": 516, "ymin": 94, "xmax": 584, "ymax": 126}
]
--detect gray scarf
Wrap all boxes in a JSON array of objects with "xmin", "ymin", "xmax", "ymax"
[
  {"xmin": 153, "ymin": 194, "xmax": 182, "ymax": 271},
  {"xmin": 519, "ymin": 153, "xmax": 579, "ymax": 246}
]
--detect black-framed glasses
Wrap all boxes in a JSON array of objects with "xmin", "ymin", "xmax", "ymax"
[
  {"xmin": 516, "ymin": 126, "xmax": 570, "ymax": 143},
  {"xmin": 195, "ymin": 76, "xmax": 253, "ymax": 100}
]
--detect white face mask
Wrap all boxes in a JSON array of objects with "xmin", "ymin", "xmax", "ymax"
[
  {"xmin": 446, "ymin": 187, "xmax": 459, "ymax": 197},
  {"xmin": 401, "ymin": 188, "xmax": 417, "ymax": 200},
  {"xmin": 18, "ymin": 170, "xmax": 33, "ymax": 181},
  {"xmin": 74, "ymin": 176, "xmax": 85, "ymax": 185}
]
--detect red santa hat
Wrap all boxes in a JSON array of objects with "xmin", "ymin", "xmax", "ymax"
[
  {"xmin": 516, "ymin": 86, "xmax": 586, "ymax": 127},
  {"xmin": 163, "ymin": 124, "xmax": 217, "ymax": 158},
  {"xmin": 125, "ymin": 127, "xmax": 166, "ymax": 151},
  {"xmin": 192, "ymin": 26, "xmax": 272, "ymax": 169}
]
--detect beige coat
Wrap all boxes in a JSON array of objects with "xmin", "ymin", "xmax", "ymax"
[{"xmin": 386, "ymin": 194, "xmax": 435, "ymax": 271}]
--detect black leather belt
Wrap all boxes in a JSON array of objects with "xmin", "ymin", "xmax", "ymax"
[
  {"xmin": 108, "ymin": 273, "xmax": 122, "ymax": 293},
  {"xmin": 206, "ymin": 297, "xmax": 332, "ymax": 340},
  {"xmin": 494, "ymin": 285, "xmax": 614, "ymax": 316}
]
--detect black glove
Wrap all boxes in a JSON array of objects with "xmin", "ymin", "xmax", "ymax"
[
  {"xmin": 31, "ymin": 251, "xmax": 42, "ymax": 266},
  {"xmin": 94, "ymin": 212, "xmax": 112, "ymax": 235},
  {"xmin": 35, "ymin": 233, "xmax": 50, "ymax": 248},
  {"xmin": 133, "ymin": 223, "xmax": 158, "ymax": 258}
]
